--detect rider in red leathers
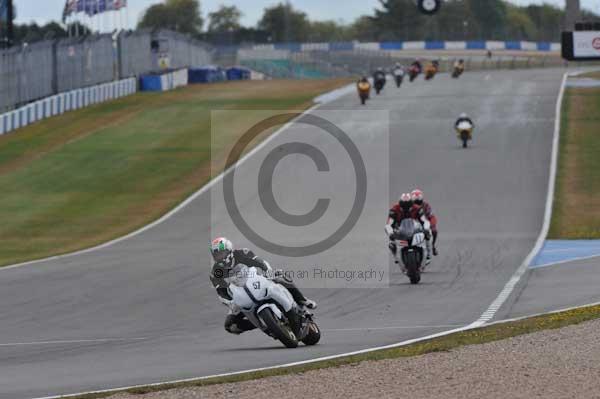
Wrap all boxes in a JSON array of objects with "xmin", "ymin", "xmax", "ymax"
[
  {"xmin": 411, "ymin": 189, "xmax": 438, "ymax": 256},
  {"xmin": 385, "ymin": 193, "xmax": 433, "ymax": 265}
]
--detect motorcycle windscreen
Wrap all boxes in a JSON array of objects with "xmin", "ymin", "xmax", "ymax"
[
  {"xmin": 397, "ymin": 219, "xmax": 419, "ymax": 241},
  {"xmin": 229, "ymin": 264, "xmax": 254, "ymax": 287}
]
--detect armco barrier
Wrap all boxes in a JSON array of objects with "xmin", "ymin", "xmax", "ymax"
[{"xmin": 0, "ymin": 78, "xmax": 136, "ymax": 136}]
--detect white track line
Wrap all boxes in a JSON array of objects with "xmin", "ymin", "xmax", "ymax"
[
  {"xmin": 33, "ymin": 324, "xmax": 475, "ymax": 399},
  {"xmin": 35, "ymin": 299, "xmax": 600, "ymax": 399},
  {"xmin": 469, "ymin": 71, "xmax": 569, "ymax": 328}
]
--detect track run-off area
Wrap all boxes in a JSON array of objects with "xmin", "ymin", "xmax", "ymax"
[{"xmin": 1, "ymin": 68, "xmax": 596, "ymax": 399}]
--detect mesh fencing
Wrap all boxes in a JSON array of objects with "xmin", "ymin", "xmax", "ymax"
[
  {"xmin": 56, "ymin": 34, "xmax": 116, "ymax": 93},
  {"xmin": 1, "ymin": 30, "xmax": 212, "ymax": 112},
  {"xmin": 0, "ymin": 41, "xmax": 54, "ymax": 111}
]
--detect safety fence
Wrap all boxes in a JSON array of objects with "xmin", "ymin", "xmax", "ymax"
[
  {"xmin": 1, "ymin": 30, "xmax": 212, "ymax": 113},
  {"xmin": 297, "ymin": 50, "xmax": 571, "ymax": 77},
  {"xmin": 237, "ymin": 47, "xmax": 572, "ymax": 80},
  {"xmin": 0, "ymin": 78, "xmax": 136, "ymax": 135},
  {"xmin": 251, "ymin": 40, "xmax": 562, "ymax": 53}
]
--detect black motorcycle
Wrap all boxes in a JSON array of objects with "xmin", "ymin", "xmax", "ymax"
[
  {"xmin": 374, "ymin": 77, "xmax": 386, "ymax": 95},
  {"xmin": 393, "ymin": 70, "xmax": 404, "ymax": 88},
  {"xmin": 452, "ymin": 65, "xmax": 465, "ymax": 78}
]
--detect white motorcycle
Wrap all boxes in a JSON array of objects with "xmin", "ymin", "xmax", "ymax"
[
  {"xmin": 228, "ymin": 265, "xmax": 321, "ymax": 348},
  {"xmin": 387, "ymin": 219, "xmax": 429, "ymax": 284}
]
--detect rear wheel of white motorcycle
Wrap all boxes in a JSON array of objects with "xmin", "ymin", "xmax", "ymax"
[
  {"xmin": 405, "ymin": 251, "xmax": 421, "ymax": 284},
  {"xmin": 258, "ymin": 308, "xmax": 299, "ymax": 348},
  {"xmin": 461, "ymin": 131, "xmax": 470, "ymax": 148},
  {"xmin": 301, "ymin": 322, "xmax": 321, "ymax": 346}
]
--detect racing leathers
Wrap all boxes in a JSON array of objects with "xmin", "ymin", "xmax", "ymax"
[
  {"xmin": 210, "ymin": 248, "xmax": 310, "ymax": 335},
  {"xmin": 415, "ymin": 201, "xmax": 438, "ymax": 256},
  {"xmin": 373, "ymin": 70, "xmax": 386, "ymax": 83},
  {"xmin": 410, "ymin": 61, "xmax": 423, "ymax": 74},
  {"xmin": 385, "ymin": 204, "xmax": 433, "ymax": 264}
]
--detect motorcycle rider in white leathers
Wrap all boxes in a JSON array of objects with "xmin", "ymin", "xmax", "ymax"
[{"xmin": 209, "ymin": 237, "xmax": 316, "ymax": 335}]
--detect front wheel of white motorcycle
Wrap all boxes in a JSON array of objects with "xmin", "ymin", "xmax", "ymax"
[{"xmin": 258, "ymin": 308, "xmax": 299, "ymax": 348}]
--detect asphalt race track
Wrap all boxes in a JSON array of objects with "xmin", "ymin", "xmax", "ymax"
[{"xmin": 0, "ymin": 68, "xmax": 571, "ymax": 399}]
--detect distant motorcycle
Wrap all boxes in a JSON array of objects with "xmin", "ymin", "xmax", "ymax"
[
  {"xmin": 393, "ymin": 69, "xmax": 405, "ymax": 88},
  {"xmin": 228, "ymin": 265, "xmax": 321, "ymax": 348},
  {"xmin": 391, "ymin": 219, "xmax": 427, "ymax": 284},
  {"xmin": 374, "ymin": 77, "xmax": 386, "ymax": 95},
  {"xmin": 456, "ymin": 120, "xmax": 474, "ymax": 148},
  {"xmin": 424, "ymin": 63, "xmax": 439, "ymax": 80},
  {"xmin": 357, "ymin": 81, "xmax": 371, "ymax": 105},
  {"xmin": 408, "ymin": 65, "xmax": 420, "ymax": 82},
  {"xmin": 452, "ymin": 64, "xmax": 465, "ymax": 78}
]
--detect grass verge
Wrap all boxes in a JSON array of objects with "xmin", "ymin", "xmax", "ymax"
[
  {"xmin": 0, "ymin": 79, "xmax": 350, "ymax": 267},
  {"xmin": 65, "ymin": 303, "xmax": 600, "ymax": 399},
  {"xmin": 548, "ymin": 75, "xmax": 600, "ymax": 238},
  {"xmin": 580, "ymin": 71, "xmax": 600, "ymax": 80}
]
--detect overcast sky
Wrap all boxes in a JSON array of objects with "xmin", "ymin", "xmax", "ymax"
[{"xmin": 14, "ymin": 0, "xmax": 600, "ymax": 29}]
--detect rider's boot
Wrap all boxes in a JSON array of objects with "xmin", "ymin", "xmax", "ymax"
[
  {"xmin": 388, "ymin": 242, "xmax": 399, "ymax": 264},
  {"xmin": 424, "ymin": 239, "xmax": 432, "ymax": 267},
  {"xmin": 301, "ymin": 299, "xmax": 317, "ymax": 310},
  {"xmin": 280, "ymin": 280, "xmax": 318, "ymax": 310}
]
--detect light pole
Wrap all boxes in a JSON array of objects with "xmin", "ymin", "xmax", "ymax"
[
  {"xmin": 1, "ymin": 0, "xmax": 15, "ymax": 47},
  {"xmin": 565, "ymin": 0, "xmax": 581, "ymax": 31}
]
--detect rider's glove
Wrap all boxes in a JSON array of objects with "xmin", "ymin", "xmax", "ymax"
[
  {"xmin": 384, "ymin": 224, "xmax": 394, "ymax": 238},
  {"xmin": 274, "ymin": 269, "xmax": 285, "ymax": 279}
]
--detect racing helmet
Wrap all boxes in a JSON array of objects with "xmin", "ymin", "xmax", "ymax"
[
  {"xmin": 411, "ymin": 189, "xmax": 424, "ymax": 206},
  {"xmin": 210, "ymin": 237, "xmax": 234, "ymax": 267},
  {"xmin": 399, "ymin": 193, "xmax": 413, "ymax": 212}
]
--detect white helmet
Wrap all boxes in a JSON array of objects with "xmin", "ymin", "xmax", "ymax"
[{"xmin": 210, "ymin": 237, "xmax": 234, "ymax": 267}]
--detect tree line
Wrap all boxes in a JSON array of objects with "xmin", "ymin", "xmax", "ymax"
[
  {"xmin": 5, "ymin": 0, "xmax": 600, "ymax": 46},
  {"xmin": 138, "ymin": 0, "xmax": 600, "ymax": 44}
]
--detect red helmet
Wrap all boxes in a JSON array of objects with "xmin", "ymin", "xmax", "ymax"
[
  {"xmin": 399, "ymin": 193, "xmax": 413, "ymax": 211},
  {"xmin": 411, "ymin": 189, "xmax": 424, "ymax": 205}
]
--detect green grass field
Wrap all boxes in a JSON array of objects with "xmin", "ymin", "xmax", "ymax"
[
  {"xmin": 0, "ymin": 79, "xmax": 350, "ymax": 267},
  {"xmin": 549, "ymin": 74, "xmax": 600, "ymax": 238}
]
